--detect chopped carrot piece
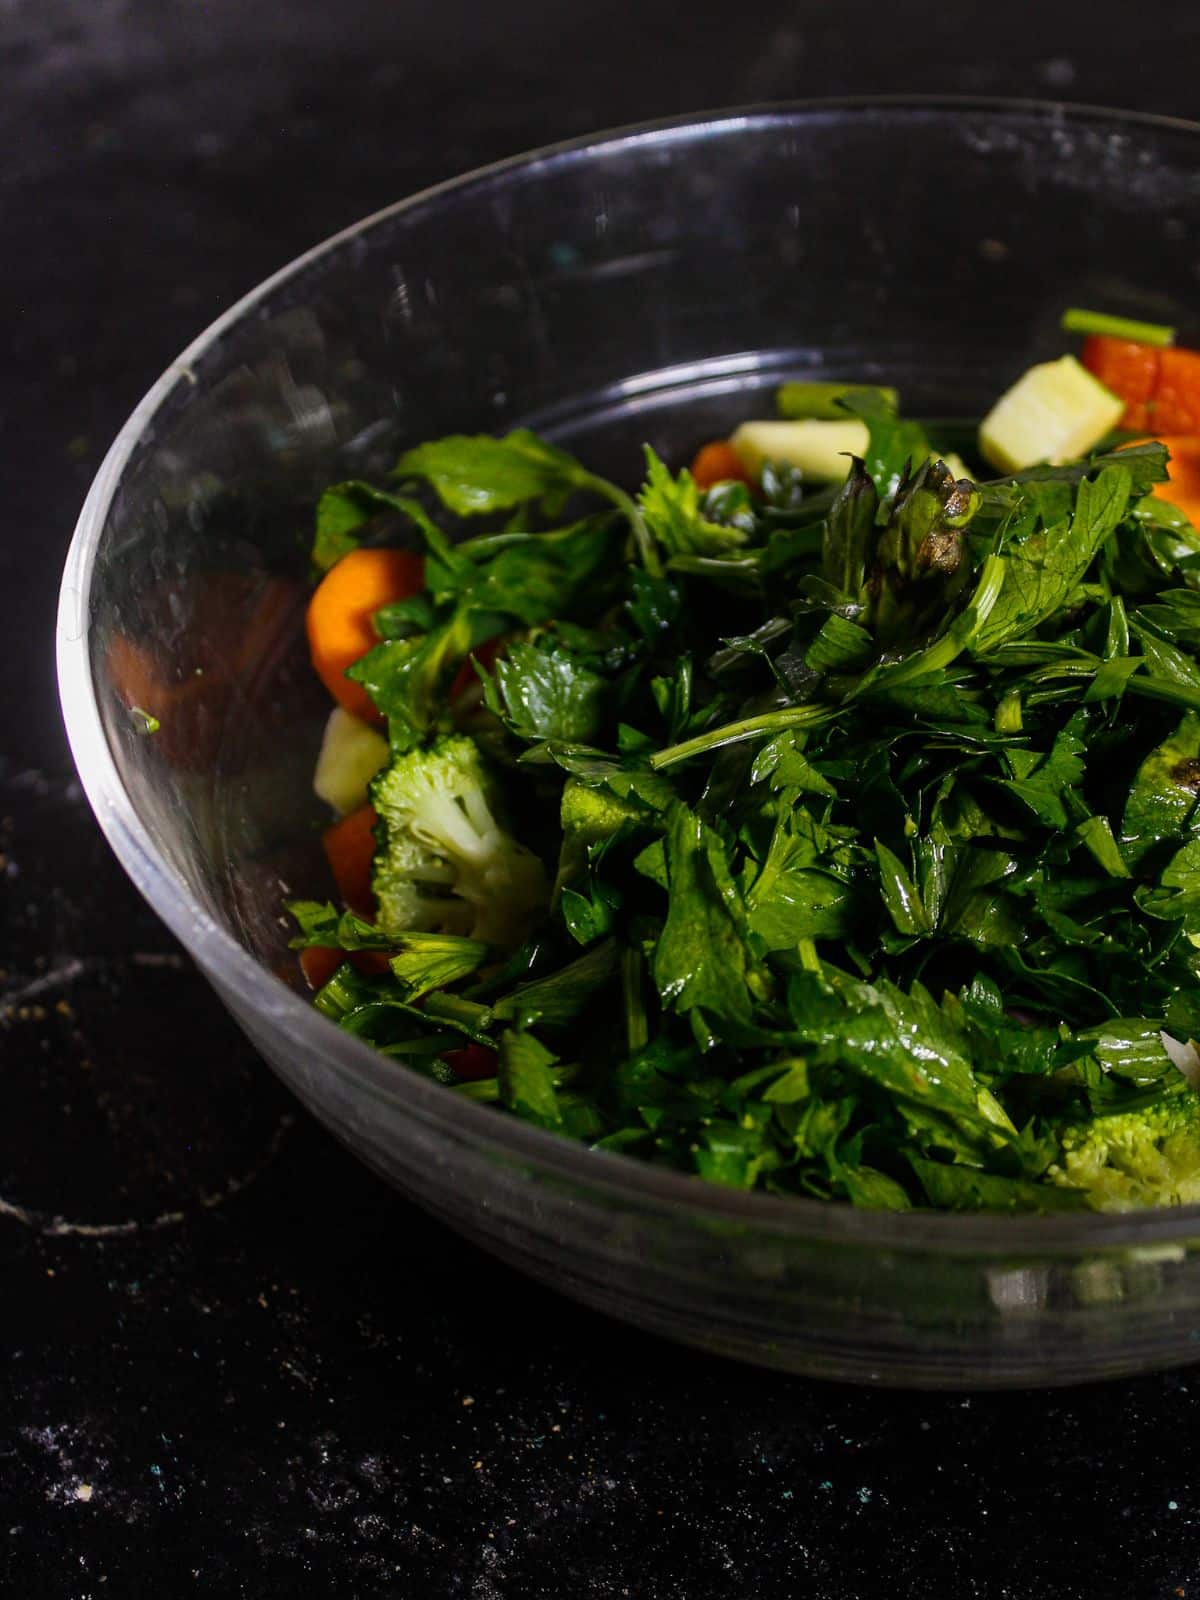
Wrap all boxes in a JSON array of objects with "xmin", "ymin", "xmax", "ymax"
[
  {"xmin": 690, "ymin": 439, "xmax": 754, "ymax": 490},
  {"xmin": 1122, "ymin": 434, "xmax": 1200, "ymax": 527},
  {"xmin": 350, "ymin": 950, "xmax": 393, "ymax": 976},
  {"xmin": 299, "ymin": 946, "xmax": 342, "ymax": 990},
  {"xmin": 322, "ymin": 803, "xmax": 378, "ymax": 916},
  {"xmin": 1153, "ymin": 435, "xmax": 1200, "ymax": 526},
  {"xmin": 306, "ymin": 548, "xmax": 425, "ymax": 722},
  {"xmin": 1081, "ymin": 335, "xmax": 1160, "ymax": 431},
  {"xmin": 1150, "ymin": 347, "xmax": 1200, "ymax": 434},
  {"xmin": 442, "ymin": 1044, "xmax": 498, "ymax": 1081},
  {"xmin": 298, "ymin": 944, "xmax": 391, "ymax": 989},
  {"xmin": 299, "ymin": 808, "xmax": 386, "ymax": 989},
  {"xmin": 1082, "ymin": 336, "xmax": 1200, "ymax": 436}
]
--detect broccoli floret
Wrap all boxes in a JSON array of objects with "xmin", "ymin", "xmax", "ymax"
[
  {"xmin": 370, "ymin": 734, "xmax": 548, "ymax": 949},
  {"xmin": 1046, "ymin": 1087, "xmax": 1200, "ymax": 1211}
]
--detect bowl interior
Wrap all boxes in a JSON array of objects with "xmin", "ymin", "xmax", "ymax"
[{"xmin": 85, "ymin": 103, "xmax": 1200, "ymax": 986}]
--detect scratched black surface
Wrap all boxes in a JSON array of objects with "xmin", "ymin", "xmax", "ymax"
[{"xmin": 5, "ymin": 2, "xmax": 1200, "ymax": 1594}]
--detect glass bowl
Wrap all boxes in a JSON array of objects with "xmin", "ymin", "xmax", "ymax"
[{"xmin": 58, "ymin": 100, "xmax": 1200, "ymax": 1387}]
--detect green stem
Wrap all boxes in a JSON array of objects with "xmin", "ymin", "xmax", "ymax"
[
  {"xmin": 796, "ymin": 938, "xmax": 822, "ymax": 973},
  {"xmin": 582, "ymin": 472, "xmax": 663, "ymax": 578},
  {"xmin": 621, "ymin": 944, "xmax": 649, "ymax": 1054},
  {"xmin": 776, "ymin": 380, "xmax": 899, "ymax": 420},
  {"xmin": 392, "ymin": 492, "xmax": 465, "ymax": 571},
  {"xmin": 1126, "ymin": 676, "xmax": 1200, "ymax": 715},
  {"xmin": 666, "ymin": 554, "xmax": 762, "ymax": 587},
  {"xmin": 422, "ymin": 992, "xmax": 495, "ymax": 1045},
  {"xmin": 850, "ymin": 553, "xmax": 1007, "ymax": 698},
  {"xmin": 650, "ymin": 703, "xmax": 836, "ymax": 769},
  {"xmin": 1060, "ymin": 307, "xmax": 1175, "ymax": 347}
]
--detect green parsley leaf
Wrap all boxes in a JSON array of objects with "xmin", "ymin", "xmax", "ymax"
[{"xmin": 497, "ymin": 1029, "xmax": 563, "ymax": 1129}]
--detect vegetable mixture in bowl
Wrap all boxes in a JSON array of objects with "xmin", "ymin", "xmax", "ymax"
[{"xmin": 289, "ymin": 308, "xmax": 1200, "ymax": 1217}]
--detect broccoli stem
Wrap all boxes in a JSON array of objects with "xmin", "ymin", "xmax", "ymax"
[{"xmin": 410, "ymin": 793, "xmax": 493, "ymax": 863}]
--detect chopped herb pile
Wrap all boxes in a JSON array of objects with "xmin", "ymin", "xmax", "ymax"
[{"xmin": 290, "ymin": 389, "xmax": 1200, "ymax": 1213}]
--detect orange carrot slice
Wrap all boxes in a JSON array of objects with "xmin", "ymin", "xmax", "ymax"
[
  {"xmin": 1081, "ymin": 335, "xmax": 1160, "ymax": 431},
  {"xmin": 350, "ymin": 950, "xmax": 393, "ymax": 976},
  {"xmin": 322, "ymin": 803, "xmax": 378, "ymax": 917},
  {"xmin": 298, "ymin": 944, "xmax": 392, "ymax": 989},
  {"xmin": 299, "ymin": 946, "xmax": 342, "ymax": 990},
  {"xmin": 306, "ymin": 548, "xmax": 425, "ymax": 722},
  {"xmin": 298, "ymin": 805, "xmax": 385, "ymax": 989},
  {"xmin": 1152, "ymin": 435, "xmax": 1200, "ymax": 526},
  {"xmin": 1122, "ymin": 433, "xmax": 1200, "ymax": 527},
  {"xmin": 690, "ymin": 440, "xmax": 754, "ymax": 490},
  {"xmin": 1149, "ymin": 348, "xmax": 1200, "ymax": 434},
  {"xmin": 1081, "ymin": 336, "xmax": 1200, "ymax": 436}
]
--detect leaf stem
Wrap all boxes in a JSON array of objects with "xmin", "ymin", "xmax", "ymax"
[
  {"xmin": 581, "ymin": 472, "xmax": 663, "ymax": 578},
  {"xmin": 851, "ymin": 554, "xmax": 1008, "ymax": 696},
  {"xmin": 621, "ymin": 944, "xmax": 649, "ymax": 1054},
  {"xmin": 650, "ymin": 704, "xmax": 836, "ymax": 769},
  {"xmin": 1126, "ymin": 677, "xmax": 1200, "ymax": 715},
  {"xmin": 1060, "ymin": 307, "xmax": 1176, "ymax": 347}
]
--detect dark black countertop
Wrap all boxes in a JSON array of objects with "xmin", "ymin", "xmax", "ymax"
[{"xmin": 6, "ymin": 3, "xmax": 1200, "ymax": 1593}]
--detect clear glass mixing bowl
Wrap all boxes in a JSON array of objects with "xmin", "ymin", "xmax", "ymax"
[{"xmin": 58, "ymin": 100, "xmax": 1200, "ymax": 1386}]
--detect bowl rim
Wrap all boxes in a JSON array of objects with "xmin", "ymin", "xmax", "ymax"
[{"xmin": 58, "ymin": 94, "xmax": 1200, "ymax": 1254}]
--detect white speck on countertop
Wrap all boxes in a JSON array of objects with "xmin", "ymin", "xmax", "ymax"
[{"xmin": 1037, "ymin": 56, "xmax": 1077, "ymax": 86}]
